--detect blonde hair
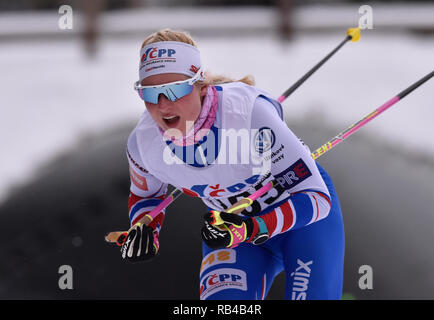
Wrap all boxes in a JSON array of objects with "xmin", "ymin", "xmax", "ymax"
[{"xmin": 141, "ymin": 28, "xmax": 255, "ymax": 86}]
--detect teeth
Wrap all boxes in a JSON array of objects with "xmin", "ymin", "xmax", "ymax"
[{"xmin": 163, "ymin": 116, "xmax": 177, "ymax": 120}]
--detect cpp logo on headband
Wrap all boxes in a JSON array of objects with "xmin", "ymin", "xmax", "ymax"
[{"xmin": 141, "ymin": 47, "xmax": 176, "ymax": 63}]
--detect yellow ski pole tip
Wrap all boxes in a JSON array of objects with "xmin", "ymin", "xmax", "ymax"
[{"xmin": 347, "ymin": 27, "xmax": 361, "ymax": 42}]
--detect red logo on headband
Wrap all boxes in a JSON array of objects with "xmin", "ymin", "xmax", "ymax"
[{"xmin": 190, "ymin": 65, "xmax": 199, "ymax": 74}]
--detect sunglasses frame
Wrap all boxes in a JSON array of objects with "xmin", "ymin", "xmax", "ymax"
[{"xmin": 134, "ymin": 68, "xmax": 204, "ymax": 103}]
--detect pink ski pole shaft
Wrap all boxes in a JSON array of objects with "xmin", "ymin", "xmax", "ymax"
[
  {"xmin": 223, "ymin": 70, "xmax": 434, "ymax": 216},
  {"xmin": 105, "ymin": 188, "xmax": 182, "ymax": 244},
  {"xmin": 311, "ymin": 70, "xmax": 434, "ymax": 160}
]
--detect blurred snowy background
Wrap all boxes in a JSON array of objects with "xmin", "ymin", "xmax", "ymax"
[{"xmin": 0, "ymin": 0, "xmax": 433, "ymax": 300}]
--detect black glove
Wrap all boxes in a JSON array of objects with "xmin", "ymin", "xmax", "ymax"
[
  {"xmin": 201, "ymin": 210, "xmax": 270, "ymax": 249},
  {"xmin": 201, "ymin": 220, "xmax": 233, "ymax": 249},
  {"xmin": 120, "ymin": 223, "xmax": 159, "ymax": 263},
  {"xmin": 201, "ymin": 210, "xmax": 251, "ymax": 249}
]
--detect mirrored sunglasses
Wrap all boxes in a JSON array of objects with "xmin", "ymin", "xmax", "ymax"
[{"xmin": 134, "ymin": 69, "xmax": 203, "ymax": 104}]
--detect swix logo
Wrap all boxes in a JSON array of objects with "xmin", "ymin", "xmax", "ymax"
[
  {"xmin": 290, "ymin": 259, "xmax": 313, "ymax": 300},
  {"xmin": 275, "ymin": 159, "xmax": 312, "ymax": 190},
  {"xmin": 141, "ymin": 47, "xmax": 176, "ymax": 63},
  {"xmin": 121, "ymin": 238, "xmax": 131, "ymax": 259},
  {"xmin": 200, "ymin": 268, "xmax": 247, "ymax": 300}
]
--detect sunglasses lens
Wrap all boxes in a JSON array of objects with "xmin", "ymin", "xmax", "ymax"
[
  {"xmin": 140, "ymin": 88, "xmax": 161, "ymax": 104},
  {"xmin": 166, "ymin": 82, "xmax": 194, "ymax": 101},
  {"xmin": 138, "ymin": 82, "xmax": 194, "ymax": 104}
]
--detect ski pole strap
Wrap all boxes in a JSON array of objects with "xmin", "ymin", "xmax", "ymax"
[{"xmin": 225, "ymin": 223, "xmax": 248, "ymax": 248}]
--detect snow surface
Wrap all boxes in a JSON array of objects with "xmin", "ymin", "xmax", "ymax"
[{"xmin": 1, "ymin": 14, "xmax": 433, "ymax": 205}]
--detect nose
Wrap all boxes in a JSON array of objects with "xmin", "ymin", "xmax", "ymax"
[
  {"xmin": 158, "ymin": 94, "xmax": 174, "ymax": 112},
  {"xmin": 157, "ymin": 93, "xmax": 174, "ymax": 110}
]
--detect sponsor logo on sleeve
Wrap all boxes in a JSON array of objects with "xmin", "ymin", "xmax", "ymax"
[
  {"xmin": 275, "ymin": 158, "xmax": 312, "ymax": 190},
  {"xmin": 129, "ymin": 166, "xmax": 149, "ymax": 191}
]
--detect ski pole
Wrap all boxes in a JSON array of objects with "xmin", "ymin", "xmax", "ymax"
[
  {"xmin": 105, "ymin": 188, "xmax": 183, "ymax": 245},
  {"xmin": 213, "ymin": 70, "xmax": 434, "ymax": 218},
  {"xmin": 311, "ymin": 70, "xmax": 434, "ymax": 159},
  {"xmin": 277, "ymin": 27, "xmax": 361, "ymax": 103},
  {"xmin": 215, "ymin": 27, "xmax": 362, "ymax": 214},
  {"xmin": 212, "ymin": 27, "xmax": 363, "ymax": 215},
  {"xmin": 105, "ymin": 27, "xmax": 362, "ymax": 245}
]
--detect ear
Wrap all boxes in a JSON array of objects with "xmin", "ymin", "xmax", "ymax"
[{"xmin": 199, "ymin": 84, "xmax": 209, "ymax": 97}]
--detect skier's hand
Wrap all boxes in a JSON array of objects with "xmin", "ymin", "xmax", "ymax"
[
  {"xmin": 201, "ymin": 210, "xmax": 248, "ymax": 249},
  {"xmin": 201, "ymin": 210, "xmax": 270, "ymax": 249},
  {"xmin": 120, "ymin": 223, "xmax": 159, "ymax": 263}
]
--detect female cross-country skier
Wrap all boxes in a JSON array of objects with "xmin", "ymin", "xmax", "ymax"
[{"xmin": 122, "ymin": 28, "xmax": 345, "ymax": 300}]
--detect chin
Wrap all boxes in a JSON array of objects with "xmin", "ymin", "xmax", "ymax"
[{"xmin": 161, "ymin": 124, "xmax": 186, "ymax": 139}]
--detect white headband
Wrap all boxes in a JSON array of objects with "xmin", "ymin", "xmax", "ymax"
[{"xmin": 139, "ymin": 41, "xmax": 204, "ymax": 82}]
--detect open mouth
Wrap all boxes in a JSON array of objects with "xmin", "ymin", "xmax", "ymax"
[{"xmin": 162, "ymin": 115, "xmax": 180, "ymax": 127}]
